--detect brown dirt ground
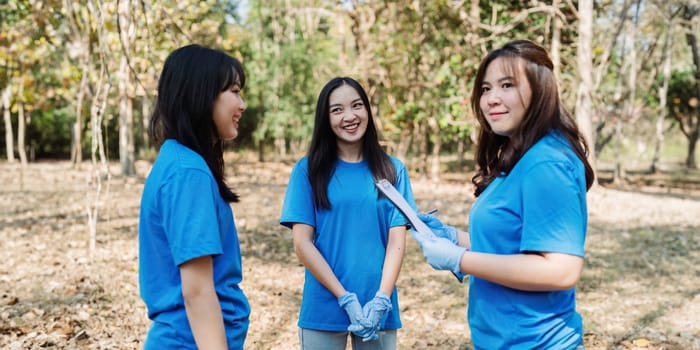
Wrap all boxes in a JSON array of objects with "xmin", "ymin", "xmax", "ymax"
[{"xmin": 1, "ymin": 156, "xmax": 699, "ymax": 350}]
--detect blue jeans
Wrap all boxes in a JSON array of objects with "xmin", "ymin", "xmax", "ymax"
[{"xmin": 299, "ymin": 328, "xmax": 397, "ymax": 350}]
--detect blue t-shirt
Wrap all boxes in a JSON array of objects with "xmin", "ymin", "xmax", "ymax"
[
  {"xmin": 467, "ymin": 131, "xmax": 587, "ymax": 350},
  {"xmin": 139, "ymin": 139, "xmax": 250, "ymax": 349},
  {"xmin": 280, "ymin": 156, "xmax": 416, "ymax": 332}
]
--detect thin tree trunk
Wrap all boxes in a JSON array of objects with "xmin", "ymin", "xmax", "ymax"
[
  {"xmin": 396, "ymin": 127, "xmax": 411, "ymax": 161},
  {"xmin": 613, "ymin": 120, "xmax": 623, "ymax": 183},
  {"xmin": 651, "ymin": 31, "xmax": 672, "ymax": 173},
  {"xmin": 72, "ymin": 58, "xmax": 88, "ymax": 167},
  {"xmin": 2, "ymin": 84, "xmax": 14, "ymax": 163},
  {"xmin": 16, "ymin": 72, "xmax": 27, "ymax": 167},
  {"xmin": 141, "ymin": 95, "xmax": 150, "ymax": 152},
  {"xmin": 684, "ymin": 17, "xmax": 700, "ymax": 168},
  {"xmin": 688, "ymin": 135, "xmax": 698, "ymax": 169},
  {"xmin": 456, "ymin": 134, "xmax": 465, "ymax": 172},
  {"xmin": 416, "ymin": 121, "xmax": 427, "ymax": 180},
  {"xmin": 615, "ymin": 1, "xmax": 642, "ymax": 181},
  {"xmin": 551, "ymin": 0, "xmax": 562, "ymax": 78},
  {"xmin": 118, "ymin": 0, "xmax": 135, "ymax": 176},
  {"xmin": 576, "ymin": 0, "xmax": 597, "ymax": 181},
  {"xmin": 119, "ymin": 56, "xmax": 135, "ymax": 176},
  {"xmin": 86, "ymin": 0, "xmax": 112, "ymax": 256},
  {"xmin": 428, "ymin": 117, "xmax": 441, "ymax": 182}
]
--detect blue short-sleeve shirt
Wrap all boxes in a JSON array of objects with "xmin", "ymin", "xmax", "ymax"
[
  {"xmin": 139, "ymin": 139, "xmax": 250, "ymax": 349},
  {"xmin": 280, "ymin": 156, "xmax": 416, "ymax": 331},
  {"xmin": 467, "ymin": 131, "xmax": 587, "ymax": 349}
]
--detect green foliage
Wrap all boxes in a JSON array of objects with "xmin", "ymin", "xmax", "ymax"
[
  {"xmin": 26, "ymin": 106, "xmax": 74, "ymax": 158},
  {"xmin": 667, "ymin": 69, "xmax": 697, "ymax": 118},
  {"xmin": 0, "ymin": 0, "xmax": 696, "ymax": 169},
  {"xmin": 241, "ymin": 0, "xmax": 336, "ymax": 156}
]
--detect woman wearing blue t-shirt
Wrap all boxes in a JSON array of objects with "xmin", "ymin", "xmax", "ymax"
[
  {"xmin": 280, "ymin": 77, "xmax": 416, "ymax": 350},
  {"xmin": 412, "ymin": 40, "xmax": 594, "ymax": 349},
  {"xmin": 139, "ymin": 44, "xmax": 250, "ymax": 349}
]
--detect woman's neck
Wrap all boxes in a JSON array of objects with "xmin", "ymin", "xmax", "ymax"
[{"xmin": 337, "ymin": 143, "xmax": 363, "ymax": 163}]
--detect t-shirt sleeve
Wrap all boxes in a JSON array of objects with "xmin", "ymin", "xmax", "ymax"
[
  {"xmin": 161, "ymin": 168, "xmax": 223, "ymax": 266},
  {"xmin": 389, "ymin": 160, "xmax": 417, "ymax": 228},
  {"xmin": 520, "ymin": 161, "xmax": 586, "ymax": 256},
  {"xmin": 280, "ymin": 160, "xmax": 316, "ymax": 229}
]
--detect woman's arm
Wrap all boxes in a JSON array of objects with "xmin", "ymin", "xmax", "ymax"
[
  {"xmin": 180, "ymin": 256, "xmax": 227, "ymax": 350},
  {"xmin": 456, "ymin": 229, "xmax": 471, "ymax": 250},
  {"xmin": 460, "ymin": 251, "xmax": 583, "ymax": 291},
  {"xmin": 378, "ymin": 225, "xmax": 407, "ymax": 295},
  {"xmin": 292, "ymin": 223, "xmax": 347, "ymax": 297}
]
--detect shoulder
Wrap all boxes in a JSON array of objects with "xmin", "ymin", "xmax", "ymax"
[
  {"xmin": 521, "ymin": 131, "xmax": 579, "ymax": 167},
  {"xmin": 289, "ymin": 156, "xmax": 310, "ymax": 176},
  {"xmin": 157, "ymin": 140, "xmax": 212, "ymax": 177},
  {"xmin": 514, "ymin": 131, "xmax": 584, "ymax": 181},
  {"xmin": 292, "ymin": 156, "xmax": 309, "ymax": 170},
  {"xmin": 387, "ymin": 155, "xmax": 407, "ymax": 171}
]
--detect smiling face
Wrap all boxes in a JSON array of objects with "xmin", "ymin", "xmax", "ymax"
[
  {"xmin": 328, "ymin": 83, "xmax": 368, "ymax": 150},
  {"xmin": 479, "ymin": 57, "xmax": 532, "ymax": 138},
  {"xmin": 213, "ymin": 82, "xmax": 246, "ymax": 141}
]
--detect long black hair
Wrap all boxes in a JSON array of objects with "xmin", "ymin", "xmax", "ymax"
[
  {"xmin": 470, "ymin": 40, "xmax": 594, "ymax": 196},
  {"xmin": 149, "ymin": 44, "xmax": 245, "ymax": 202},
  {"xmin": 308, "ymin": 77, "xmax": 396, "ymax": 209}
]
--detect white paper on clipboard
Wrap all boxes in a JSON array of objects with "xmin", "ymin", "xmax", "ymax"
[
  {"xmin": 375, "ymin": 179, "xmax": 463, "ymax": 282},
  {"xmin": 375, "ymin": 179, "xmax": 435, "ymax": 240}
]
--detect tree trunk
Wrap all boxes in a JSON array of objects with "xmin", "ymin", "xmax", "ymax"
[
  {"xmin": 119, "ymin": 56, "xmax": 135, "ymax": 176},
  {"xmin": 87, "ymin": 77, "xmax": 112, "ymax": 255},
  {"xmin": 396, "ymin": 127, "xmax": 411, "ymax": 161},
  {"xmin": 684, "ymin": 14, "xmax": 700, "ymax": 169},
  {"xmin": 141, "ymin": 95, "xmax": 150, "ymax": 152},
  {"xmin": 687, "ymin": 133, "xmax": 698, "ymax": 169},
  {"xmin": 430, "ymin": 135, "xmax": 441, "ymax": 182},
  {"xmin": 455, "ymin": 134, "xmax": 465, "ymax": 172},
  {"xmin": 575, "ymin": 0, "xmax": 597, "ymax": 182},
  {"xmin": 428, "ymin": 117, "xmax": 441, "ymax": 182},
  {"xmin": 2, "ymin": 84, "xmax": 14, "ymax": 163},
  {"xmin": 613, "ymin": 120, "xmax": 624, "ymax": 183},
  {"xmin": 16, "ymin": 73, "xmax": 27, "ymax": 167},
  {"xmin": 614, "ymin": 1, "xmax": 641, "ymax": 182},
  {"xmin": 551, "ymin": 0, "xmax": 562, "ymax": 78},
  {"xmin": 118, "ymin": 0, "xmax": 135, "ymax": 175},
  {"xmin": 651, "ymin": 31, "xmax": 672, "ymax": 173},
  {"xmin": 415, "ymin": 121, "xmax": 427, "ymax": 180},
  {"xmin": 72, "ymin": 57, "xmax": 88, "ymax": 167}
]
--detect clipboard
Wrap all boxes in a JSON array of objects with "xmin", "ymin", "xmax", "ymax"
[
  {"xmin": 375, "ymin": 179, "xmax": 435, "ymax": 240},
  {"xmin": 375, "ymin": 179, "xmax": 463, "ymax": 282}
]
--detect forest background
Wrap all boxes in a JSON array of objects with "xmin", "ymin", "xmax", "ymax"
[{"xmin": 2, "ymin": 0, "xmax": 700, "ymax": 349}]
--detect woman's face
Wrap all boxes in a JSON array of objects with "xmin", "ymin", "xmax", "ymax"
[
  {"xmin": 478, "ymin": 57, "xmax": 532, "ymax": 137},
  {"xmin": 328, "ymin": 84, "xmax": 368, "ymax": 147},
  {"xmin": 213, "ymin": 82, "xmax": 246, "ymax": 141}
]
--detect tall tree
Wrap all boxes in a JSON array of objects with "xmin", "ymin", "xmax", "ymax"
[
  {"xmin": 680, "ymin": 3, "xmax": 699, "ymax": 168},
  {"xmin": 651, "ymin": 29, "xmax": 673, "ymax": 173},
  {"xmin": 576, "ymin": 0, "xmax": 597, "ymax": 180},
  {"xmin": 2, "ymin": 83, "xmax": 13, "ymax": 163},
  {"xmin": 117, "ymin": 0, "xmax": 136, "ymax": 176}
]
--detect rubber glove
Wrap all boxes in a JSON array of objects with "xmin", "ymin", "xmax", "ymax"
[
  {"xmin": 418, "ymin": 213, "xmax": 459, "ymax": 244},
  {"xmin": 410, "ymin": 229, "xmax": 467, "ymax": 275},
  {"xmin": 338, "ymin": 292, "xmax": 373, "ymax": 335},
  {"xmin": 360, "ymin": 291, "xmax": 392, "ymax": 341}
]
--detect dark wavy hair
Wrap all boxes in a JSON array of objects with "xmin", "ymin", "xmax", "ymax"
[
  {"xmin": 308, "ymin": 77, "xmax": 396, "ymax": 209},
  {"xmin": 149, "ymin": 44, "xmax": 245, "ymax": 202},
  {"xmin": 470, "ymin": 40, "xmax": 594, "ymax": 197}
]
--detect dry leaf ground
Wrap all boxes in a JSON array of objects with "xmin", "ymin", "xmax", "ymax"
[{"xmin": 1, "ymin": 156, "xmax": 699, "ymax": 350}]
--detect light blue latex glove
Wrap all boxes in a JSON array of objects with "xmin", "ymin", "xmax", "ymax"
[
  {"xmin": 338, "ymin": 292, "xmax": 373, "ymax": 335},
  {"xmin": 418, "ymin": 213, "xmax": 459, "ymax": 244},
  {"xmin": 360, "ymin": 290, "xmax": 392, "ymax": 342},
  {"xmin": 410, "ymin": 229, "xmax": 467, "ymax": 275}
]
